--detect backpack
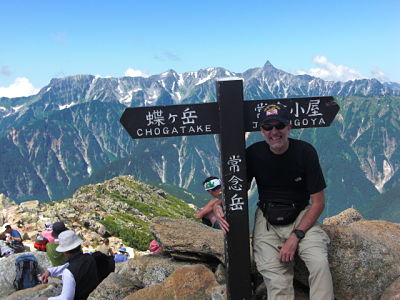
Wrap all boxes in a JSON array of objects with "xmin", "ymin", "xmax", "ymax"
[
  {"xmin": 34, "ymin": 234, "xmax": 48, "ymax": 252},
  {"xmin": 91, "ymin": 251, "xmax": 115, "ymax": 283},
  {"xmin": 13, "ymin": 254, "xmax": 40, "ymax": 290}
]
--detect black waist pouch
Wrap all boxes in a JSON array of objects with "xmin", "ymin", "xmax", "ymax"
[{"xmin": 258, "ymin": 200, "xmax": 306, "ymax": 225}]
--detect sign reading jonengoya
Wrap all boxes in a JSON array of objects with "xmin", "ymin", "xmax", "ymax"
[
  {"xmin": 120, "ymin": 96, "xmax": 339, "ymax": 139},
  {"xmin": 243, "ymin": 96, "xmax": 339, "ymax": 132},
  {"xmin": 120, "ymin": 103, "xmax": 220, "ymax": 139}
]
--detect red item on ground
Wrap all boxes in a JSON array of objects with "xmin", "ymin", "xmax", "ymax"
[{"xmin": 149, "ymin": 240, "xmax": 162, "ymax": 253}]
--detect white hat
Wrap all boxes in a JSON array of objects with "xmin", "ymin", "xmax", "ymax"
[
  {"xmin": 44, "ymin": 221, "xmax": 53, "ymax": 230},
  {"xmin": 56, "ymin": 230, "xmax": 83, "ymax": 252},
  {"xmin": 3, "ymin": 223, "xmax": 11, "ymax": 229},
  {"xmin": 204, "ymin": 178, "xmax": 221, "ymax": 191}
]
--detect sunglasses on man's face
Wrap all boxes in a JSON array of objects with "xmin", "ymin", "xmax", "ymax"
[{"xmin": 261, "ymin": 122, "xmax": 287, "ymax": 131}]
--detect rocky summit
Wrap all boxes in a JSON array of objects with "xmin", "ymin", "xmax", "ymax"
[
  {"xmin": 2, "ymin": 178, "xmax": 400, "ymax": 299},
  {"xmin": 0, "ymin": 175, "xmax": 196, "ymax": 252},
  {"xmin": 2, "ymin": 208, "xmax": 400, "ymax": 299}
]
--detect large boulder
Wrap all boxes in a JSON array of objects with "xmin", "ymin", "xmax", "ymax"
[
  {"xmin": 0, "ymin": 251, "xmax": 52, "ymax": 298},
  {"xmin": 90, "ymin": 253, "xmax": 194, "ymax": 300},
  {"xmin": 4, "ymin": 281, "xmax": 62, "ymax": 300},
  {"xmin": 295, "ymin": 218, "xmax": 400, "ymax": 300},
  {"xmin": 150, "ymin": 217, "xmax": 224, "ymax": 263},
  {"xmin": 122, "ymin": 264, "xmax": 219, "ymax": 300},
  {"xmin": 325, "ymin": 220, "xmax": 400, "ymax": 299}
]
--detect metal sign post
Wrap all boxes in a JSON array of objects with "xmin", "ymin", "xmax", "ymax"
[{"xmin": 120, "ymin": 79, "xmax": 340, "ymax": 300}]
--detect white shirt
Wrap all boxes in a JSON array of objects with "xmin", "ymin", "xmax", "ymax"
[{"xmin": 47, "ymin": 263, "xmax": 76, "ymax": 300}]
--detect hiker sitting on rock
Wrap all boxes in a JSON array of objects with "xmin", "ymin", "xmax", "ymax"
[
  {"xmin": 114, "ymin": 247, "xmax": 129, "ymax": 263},
  {"xmin": 1, "ymin": 223, "xmax": 25, "ymax": 253},
  {"xmin": 213, "ymin": 104, "xmax": 334, "ymax": 299},
  {"xmin": 194, "ymin": 177, "xmax": 223, "ymax": 230},
  {"xmin": 41, "ymin": 230, "xmax": 99, "ymax": 300}
]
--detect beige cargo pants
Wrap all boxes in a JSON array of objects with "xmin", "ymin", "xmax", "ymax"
[{"xmin": 253, "ymin": 207, "xmax": 334, "ymax": 300}]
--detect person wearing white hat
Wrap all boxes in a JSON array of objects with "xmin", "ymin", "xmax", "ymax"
[
  {"xmin": 194, "ymin": 176, "xmax": 223, "ymax": 230},
  {"xmin": 40, "ymin": 230, "xmax": 99, "ymax": 300}
]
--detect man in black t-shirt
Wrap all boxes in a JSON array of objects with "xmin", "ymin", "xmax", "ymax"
[{"xmin": 215, "ymin": 104, "xmax": 334, "ymax": 300}]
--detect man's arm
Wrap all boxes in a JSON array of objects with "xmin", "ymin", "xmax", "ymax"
[
  {"xmin": 195, "ymin": 198, "xmax": 220, "ymax": 219},
  {"xmin": 278, "ymin": 190, "xmax": 325, "ymax": 263},
  {"xmin": 42, "ymin": 263, "xmax": 70, "ymax": 280},
  {"xmin": 48, "ymin": 269, "xmax": 76, "ymax": 300},
  {"xmin": 212, "ymin": 179, "xmax": 253, "ymax": 234},
  {"xmin": 213, "ymin": 199, "xmax": 230, "ymax": 233}
]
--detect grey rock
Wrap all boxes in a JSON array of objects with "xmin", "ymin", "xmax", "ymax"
[
  {"xmin": 295, "ymin": 220, "xmax": 400, "ymax": 300},
  {"xmin": 122, "ymin": 264, "xmax": 218, "ymax": 300},
  {"xmin": 214, "ymin": 263, "xmax": 226, "ymax": 285},
  {"xmin": 90, "ymin": 253, "xmax": 192, "ymax": 300},
  {"xmin": 323, "ymin": 207, "xmax": 364, "ymax": 225},
  {"xmin": 206, "ymin": 284, "xmax": 227, "ymax": 300},
  {"xmin": 4, "ymin": 281, "xmax": 62, "ymax": 300},
  {"xmin": 150, "ymin": 217, "xmax": 224, "ymax": 263}
]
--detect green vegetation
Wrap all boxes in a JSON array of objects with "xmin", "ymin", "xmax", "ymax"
[
  {"xmin": 73, "ymin": 176, "xmax": 198, "ymax": 250},
  {"xmin": 100, "ymin": 215, "xmax": 152, "ymax": 251}
]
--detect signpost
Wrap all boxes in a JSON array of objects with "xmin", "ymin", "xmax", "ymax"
[{"xmin": 120, "ymin": 79, "xmax": 340, "ymax": 299}]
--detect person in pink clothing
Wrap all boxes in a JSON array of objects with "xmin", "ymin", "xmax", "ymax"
[
  {"xmin": 41, "ymin": 222, "xmax": 55, "ymax": 243},
  {"xmin": 149, "ymin": 240, "xmax": 163, "ymax": 253}
]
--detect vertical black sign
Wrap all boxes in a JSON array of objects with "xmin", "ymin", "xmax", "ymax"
[{"xmin": 217, "ymin": 79, "xmax": 252, "ymax": 300}]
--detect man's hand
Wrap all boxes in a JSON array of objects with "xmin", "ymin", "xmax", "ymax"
[
  {"xmin": 213, "ymin": 203, "xmax": 230, "ymax": 234},
  {"xmin": 278, "ymin": 234, "xmax": 299, "ymax": 262},
  {"xmin": 41, "ymin": 270, "xmax": 50, "ymax": 284}
]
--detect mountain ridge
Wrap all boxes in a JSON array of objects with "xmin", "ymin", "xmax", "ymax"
[{"xmin": 0, "ymin": 61, "xmax": 399, "ymax": 222}]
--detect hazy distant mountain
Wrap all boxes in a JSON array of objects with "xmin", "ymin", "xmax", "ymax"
[{"xmin": 0, "ymin": 61, "xmax": 399, "ymax": 221}]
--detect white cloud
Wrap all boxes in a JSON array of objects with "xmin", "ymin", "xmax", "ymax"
[
  {"xmin": 124, "ymin": 68, "xmax": 150, "ymax": 78},
  {"xmin": 0, "ymin": 77, "xmax": 40, "ymax": 98},
  {"xmin": 370, "ymin": 66, "xmax": 388, "ymax": 82},
  {"xmin": 296, "ymin": 56, "xmax": 363, "ymax": 82}
]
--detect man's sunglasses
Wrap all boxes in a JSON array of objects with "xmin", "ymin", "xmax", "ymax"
[{"xmin": 261, "ymin": 122, "xmax": 287, "ymax": 131}]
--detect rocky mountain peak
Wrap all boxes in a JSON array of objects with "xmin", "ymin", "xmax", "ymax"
[{"xmin": 1, "ymin": 176, "xmax": 196, "ymax": 252}]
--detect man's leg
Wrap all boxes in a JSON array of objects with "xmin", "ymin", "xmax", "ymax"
[
  {"xmin": 253, "ymin": 208, "xmax": 295, "ymax": 300},
  {"xmin": 297, "ymin": 224, "xmax": 334, "ymax": 300}
]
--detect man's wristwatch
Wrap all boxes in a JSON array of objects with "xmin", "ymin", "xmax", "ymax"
[{"xmin": 293, "ymin": 229, "xmax": 305, "ymax": 240}]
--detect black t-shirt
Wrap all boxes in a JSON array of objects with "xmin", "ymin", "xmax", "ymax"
[{"xmin": 246, "ymin": 138, "xmax": 326, "ymax": 206}]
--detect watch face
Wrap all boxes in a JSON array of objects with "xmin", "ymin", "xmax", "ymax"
[{"xmin": 294, "ymin": 229, "xmax": 305, "ymax": 239}]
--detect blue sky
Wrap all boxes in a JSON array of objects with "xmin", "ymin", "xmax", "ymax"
[{"xmin": 1, "ymin": 0, "xmax": 399, "ymax": 97}]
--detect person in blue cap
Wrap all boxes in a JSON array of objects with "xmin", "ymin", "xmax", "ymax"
[{"xmin": 114, "ymin": 247, "xmax": 129, "ymax": 263}]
